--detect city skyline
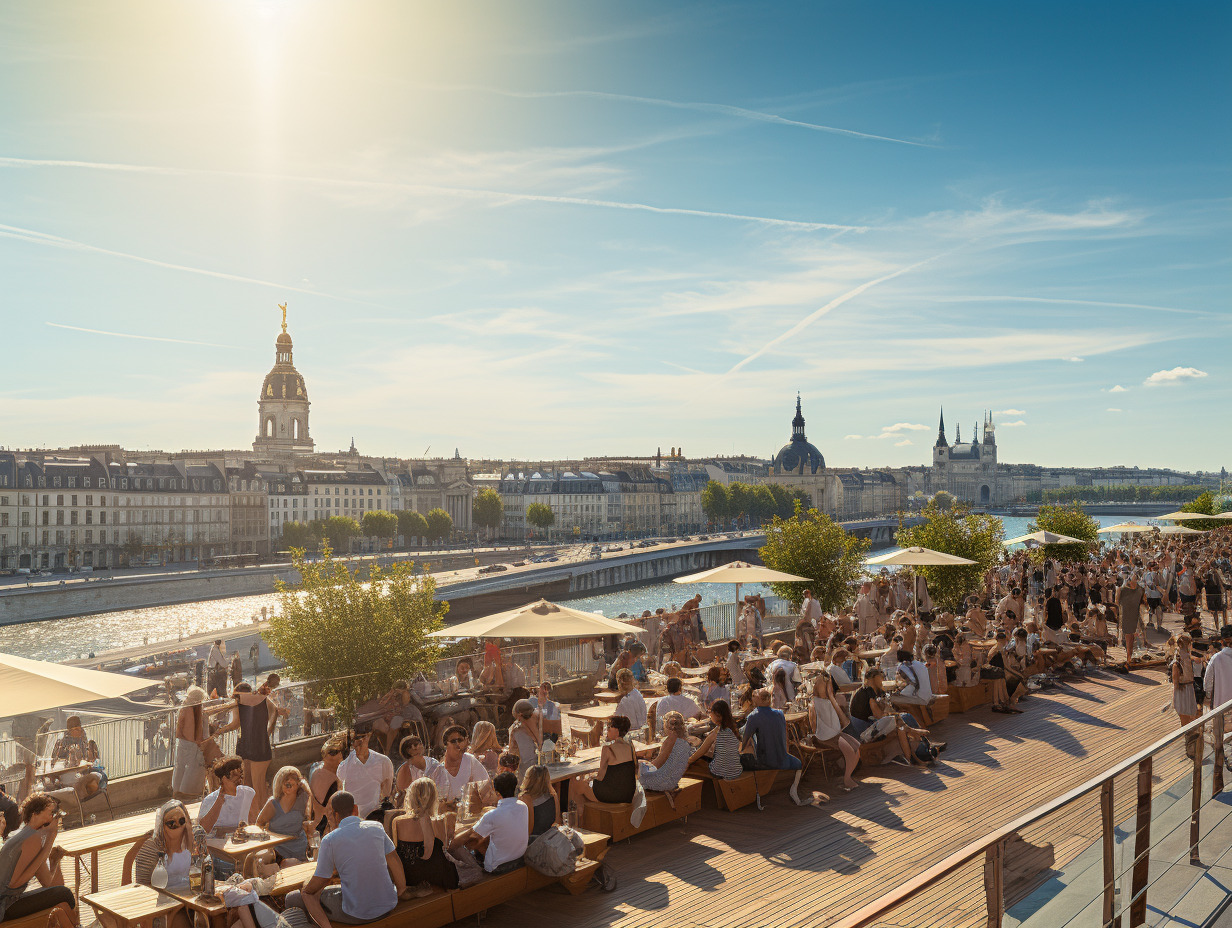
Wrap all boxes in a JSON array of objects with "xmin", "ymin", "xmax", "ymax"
[{"xmin": 1, "ymin": 2, "xmax": 1228, "ymax": 469}]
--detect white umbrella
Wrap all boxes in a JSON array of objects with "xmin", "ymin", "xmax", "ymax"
[
  {"xmin": 1158, "ymin": 524, "xmax": 1207, "ymax": 535},
  {"xmin": 673, "ymin": 560, "xmax": 811, "ymax": 610},
  {"xmin": 864, "ymin": 547, "xmax": 977, "ymax": 616},
  {"xmin": 1155, "ymin": 511, "xmax": 1221, "ymax": 522},
  {"xmin": 1215, "ymin": 511, "xmax": 1232, "ymax": 520},
  {"xmin": 1096, "ymin": 522, "xmax": 1156, "ymax": 534},
  {"xmin": 429, "ymin": 599, "xmax": 643, "ymax": 684},
  {"xmin": 0, "ymin": 651, "xmax": 153, "ymax": 718},
  {"xmin": 1003, "ymin": 530, "xmax": 1089, "ymax": 547}
]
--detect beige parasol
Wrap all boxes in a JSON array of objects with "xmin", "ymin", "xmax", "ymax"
[
  {"xmin": 429, "ymin": 599, "xmax": 644, "ymax": 683},
  {"xmin": 673, "ymin": 560, "xmax": 811, "ymax": 609},
  {"xmin": 0, "ymin": 651, "xmax": 153, "ymax": 718},
  {"xmin": 1003, "ymin": 530, "xmax": 1089, "ymax": 547},
  {"xmin": 864, "ymin": 547, "xmax": 977, "ymax": 615},
  {"xmin": 1155, "ymin": 511, "xmax": 1222, "ymax": 522},
  {"xmin": 1096, "ymin": 522, "xmax": 1156, "ymax": 534},
  {"xmin": 1158, "ymin": 524, "xmax": 1207, "ymax": 535}
]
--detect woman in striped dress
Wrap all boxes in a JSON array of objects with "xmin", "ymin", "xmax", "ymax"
[{"xmin": 688, "ymin": 700, "xmax": 744, "ymax": 780}]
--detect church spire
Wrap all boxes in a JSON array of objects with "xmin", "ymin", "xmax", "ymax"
[
  {"xmin": 935, "ymin": 406, "xmax": 948, "ymax": 447},
  {"xmin": 791, "ymin": 394, "xmax": 807, "ymax": 441},
  {"xmin": 955, "ymin": 422, "xmax": 961, "ymax": 444}
]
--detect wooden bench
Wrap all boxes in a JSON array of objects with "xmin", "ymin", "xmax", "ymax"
[
  {"xmin": 691, "ymin": 768, "xmax": 791, "ymax": 811},
  {"xmin": 891, "ymin": 693, "xmax": 950, "ymax": 726},
  {"xmin": 950, "ymin": 683, "xmax": 992, "ymax": 713},
  {"xmin": 581, "ymin": 777, "xmax": 704, "ymax": 841},
  {"xmin": 4, "ymin": 909, "xmax": 73, "ymax": 928}
]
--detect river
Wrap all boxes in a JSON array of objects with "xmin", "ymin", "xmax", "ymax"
[{"xmin": 0, "ymin": 514, "xmax": 1142, "ymax": 661}]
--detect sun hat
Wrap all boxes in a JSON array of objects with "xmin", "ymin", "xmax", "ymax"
[{"xmin": 183, "ymin": 685, "xmax": 207, "ymax": 707}]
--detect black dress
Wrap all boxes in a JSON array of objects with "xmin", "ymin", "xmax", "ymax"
[
  {"xmin": 591, "ymin": 759, "xmax": 636, "ymax": 804},
  {"xmin": 397, "ymin": 839, "xmax": 459, "ymax": 890},
  {"xmin": 235, "ymin": 700, "xmax": 272, "ymax": 762}
]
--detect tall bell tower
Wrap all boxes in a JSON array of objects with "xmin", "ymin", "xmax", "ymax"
[{"xmin": 253, "ymin": 304, "xmax": 313, "ymax": 455}]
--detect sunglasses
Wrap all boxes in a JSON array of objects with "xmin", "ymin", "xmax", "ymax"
[
  {"xmin": 325, "ymin": 749, "xmax": 342, "ymax": 756},
  {"xmin": 446, "ymin": 737, "xmax": 467, "ymax": 745},
  {"xmin": 163, "ymin": 817, "xmax": 187, "ymax": 829}
]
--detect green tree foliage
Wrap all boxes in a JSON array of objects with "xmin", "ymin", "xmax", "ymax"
[
  {"xmin": 727, "ymin": 483, "xmax": 750, "ymax": 526},
  {"xmin": 1038, "ymin": 484, "xmax": 1212, "ymax": 504},
  {"xmin": 1028, "ymin": 503, "xmax": 1099, "ymax": 561},
  {"xmin": 280, "ymin": 521, "xmax": 319, "ymax": 550},
  {"xmin": 266, "ymin": 546, "xmax": 445, "ymax": 723},
  {"xmin": 425, "ymin": 508, "xmax": 453, "ymax": 542},
  {"xmin": 525, "ymin": 502, "xmax": 556, "ymax": 531},
  {"xmin": 361, "ymin": 510, "xmax": 398, "ymax": 542},
  {"xmin": 319, "ymin": 516, "xmax": 361, "ymax": 552},
  {"xmin": 473, "ymin": 488, "xmax": 504, "ymax": 535},
  {"xmin": 896, "ymin": 500, "xmax": 1005, "ymax": 610},
  {"xmin": 758, "ymin": 504, "xmax": 870, "ymax": 611},
  {"xmin": 931, "ymin": 490, "xmax": 956, "ymax": 511},
  {"xmin": 1179, "ymin": 491, "xmax": 1221, "ymax": 530},
  {"xmin": 398, "ymin": 510, "xmax": 429, "ymax": 545},
  {"xmin": 701, "ymin": 481, "xmax": 729, "ymax": 526},
  {"xmin": 748, "ymin": 485, "xmax": 776, "ymax": 526}
]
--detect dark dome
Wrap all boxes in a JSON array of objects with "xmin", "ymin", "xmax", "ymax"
[
  {"xmin": 261, "ymin": 370, "xmax": 307, "ymax": 400},
  {"xmin": 774, "ymin": 439, "xmax": 825, "ymax": 474}
]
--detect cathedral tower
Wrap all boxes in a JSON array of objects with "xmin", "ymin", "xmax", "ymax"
[{"xmin": 253, "ymin": 304, "xmax": 313, "ymax": 455}]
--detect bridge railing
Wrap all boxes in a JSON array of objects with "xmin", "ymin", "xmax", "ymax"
[{"xmin": 831, "ymin": 701, "xmax": 1231, "ymax": 928}]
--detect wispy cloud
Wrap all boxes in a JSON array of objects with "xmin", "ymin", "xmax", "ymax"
[
  {"xmin": 996, "ymin": 408, "xmax": 1026, "ymax": 415},
  {"xmin": 1106, "ymin": 385, "xmax": 1128, "ymax": 393},
  {"xmin": 894, "ymin": 438, "xmax": 913, "ymax": 446},
  {"xmin": 1144, "ymin": 366, "xmax": 1208, "ymax": 386},
  {"xmin": 434, "ymin": 85, "xmax": 937, "ymax": 148},
  {"xmin": 46, "ymin": 322, "xmax": 237, "ymax": 349},
  {"xmin": 1062, "ymin": 356, "xmax": 1084, "ymax": 362},
  {"xmin": 1107, "ymin": 407, "xmax": 1123, "ymax": 412},
  {"xmin": 1000, "ymin": 420, "xmax": 1027, "ymax": 427},
  {"xmin": 942, "ymin": 295, "xmax": 1207, "ymax": 316},
  {"xmin": 843, "ymin": 434, "xmax": 864, "ymax": 440},
  {"xmin": 879, "ymin": 422, "xmax": 929, "ymax": 433}
]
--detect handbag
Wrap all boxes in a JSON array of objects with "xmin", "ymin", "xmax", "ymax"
[
  {"xmin": 859, "ymin": 716, "xmax": 898, "ymax": 743},
  {"xmin": 525, "ymin": 825, "xmax": 584, "ymax": 878}
]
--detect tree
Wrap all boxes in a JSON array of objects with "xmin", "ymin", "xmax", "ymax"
[
  {"xmin": 473, "ymin": 488, "xmax": 504, "ymax": 539},
  {"xmin": 759, "ymin": 502, "xmax": 870, "ymax": 611},
  {"xmin": 398, "ymin": 510, "xmax": 429, "ymax": 546},
  {"xmin": 931, "ymin": 490, "xmax": 956, "ymax": 511},
  {"xmin": 896, "ymin": 500, "xmax": 1004, "ymax": 611},
  {"xmin": 265, "ymin": 546, "xmax": 445, "ymax": 724},
  {"xmin": 280, "ymin": 521, "xmax": 318, "ymax": 550},
  {"xmin": 361, "ymin": 510, "xmax": 398, "ymax": 546},
  {"xmin": 700, "ymin": 481, "xmax": 729, "ymax": 527},
  {"xmin": 748, "ymin": 485, "xmax": 776, "ymax": 526},
  {"xmin": 1179, "ymin": 491, "xmax": 1219, "ymax": 530},
  {"xmin": 1028, "ymin": 503, "xmax": 1099, "ymax": 561},
  {"xmin": 727, "ymin": 483, "xmax": 749, "ymax": 527},
  {"xmin": 320, "ymin": 516, "xmax": 361, "ymax": 553},
  {"xmin": 425, "ymin": 508, "xmax": 453, "ymax": 542},
  {"xmin": 122, "ymin": 532, "xmax": 144, "ymax": 564},
  {"xmin": 526, "ymin": 502, "xmax": 555, "ymax": 535}
]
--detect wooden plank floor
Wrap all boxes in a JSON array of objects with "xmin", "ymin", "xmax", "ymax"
[{"xmin": 500, "ymin": 662, "xmax": 1191, "ymax": 928}]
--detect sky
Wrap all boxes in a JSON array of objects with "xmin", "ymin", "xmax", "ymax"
[{"xmin": 0, "ymin": 1, "xmax": 1228, "ymax": 470}]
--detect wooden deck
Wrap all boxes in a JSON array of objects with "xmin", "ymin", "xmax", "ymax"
[{"xmin": 500, "ymin": 664, "xmax": 1188, "ymax": 928}]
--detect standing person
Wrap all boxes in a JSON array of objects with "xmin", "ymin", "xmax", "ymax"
[
  {"xmin": 810, "ymin": 671, "xmax": 861, "ymax": 791},
  {"xmin": 229, "ymin": 652, "xmax": 243, "ymax": 691},
  {"xmin": 1144, "ymin": 564, "xmax": 1164, "ymax": 630},
  {"xmin": 337, "ymin": 724, "xmax": 394, "ymax": 821},
  {"xmin": 855, "ymin": 582, "xmax": 878, "ymax": 636},
  {"xmin": 913, "ymin": 573, "xmax": 935, "ymax": 625},
  {"xmin": 1170, "ymin": 633, "xmax": 1201, "ymax": 755},
  {"xmin": 0, "ymin": 794, "xmax": 77, "ymax": 928},
  {"xmin": 1117, "ymin": 575, "xmax": 1147, "ymax": 660},
  {"xmin": 284, "ymin": 792, "xmax": 404, "ymax": 928},
  {"xmin": 1203, "ymin": 625, "xmax": 1232, "ymax": 721},
  {"xmin": 215, "ymin": 683, "xmax": 278, "ymax": 810},
  {"xmin": 206, "ymin": 639, "xmax": 229, "ymax": 699},
  {"xmin": 171, "ymin": 686, "xmax": 209, "ymax": 802}
]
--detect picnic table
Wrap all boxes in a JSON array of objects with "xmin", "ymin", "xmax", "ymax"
[
  {"xmin": 83, "ymin": 884, "xmax": 183, "ymax": 928},
  {"xmin": 543, "ymin": 741, "xmax": 659, "ymax": 785},
  {"xmin": 57, "ymin": 802, "xmax": 202, "ymax": 895},
  {"xmin": 569, "ymin": 700, "xmax": 660, "ymax": 725},
  {"xmin": 594, "ymin": 685, "xmax": 663, "ymax": 704}
]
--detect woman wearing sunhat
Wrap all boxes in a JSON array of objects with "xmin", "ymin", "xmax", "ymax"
[{"xmin": 171, "ymin": 686, "xmax": 209, "ymax": 801}]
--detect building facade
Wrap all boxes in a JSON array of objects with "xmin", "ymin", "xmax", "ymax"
[{"xmin": 929, "ymin": 409, "xmax": 1002, "ymax": 505}]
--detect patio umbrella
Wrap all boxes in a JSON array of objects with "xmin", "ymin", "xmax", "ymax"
[
  {"xmin": 1154, "ymin": 511, "xmax": 1221, "ymax": 522},
  {"xmin": 863, "ymin": 547, "xmax": 977, "ymax": 616},
  {"xmin": 1096, "ymin": 522, "xmax": 1156, "ymax": 534},
  {"xmin": 0, "ymin": 651, "xmax": 153, "ymax": 718},
  {"xmin": 673, "ymin": 560, "xmax": 811, "ymax": 610},
  {"xmin": 429, "ymin": 599, "xmax": 643, "ymax": 683},
  {"xmin": 1158, "ymin": 524, "xmax": 1207, "ymax": 535},
  {"xmin": 1003, "ymin": 530, "xmax": 1089, "ymax": 547}
]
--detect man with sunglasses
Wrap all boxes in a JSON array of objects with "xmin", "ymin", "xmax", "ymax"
[
  {"xmin": 429, "ymin": 725, "xmax": 489, "ymax": 804},
  {"xmin": 337, "ymin": 723, "xmax": 394, "ymax": 821},
  {"xmin": 0, "ymin": 793, "xmax": 77, "ymax": 928}
]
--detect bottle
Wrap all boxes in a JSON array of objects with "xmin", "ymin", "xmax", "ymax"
[
  {"xmin": 568, "ymin": 798, "xmax": 578, "ymax": 830},
  {"xmin": 188, "ymin": 853, "xmax": 203, "ymax": 894},
  {"xmin": 150, "ymin": 854, "xmax": 168, "ymax": 889},
  {"xmin": 201, "ymin": 855, "xmax": 214, "ymax": 898}
]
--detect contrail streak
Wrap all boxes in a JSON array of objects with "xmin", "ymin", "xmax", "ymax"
[
  {"xmin": 944, "ymin": 295, "xmax": 1207, "ymax": 316},
  {"xmin": 0, "ymin": 156, "xmax": 865, "ymax": 232},
  {"xmin": 433, "ymin": 85, "xmax": 937, "ymax": 148},
  {"xmin": 46, "ymin": 322, "xmax": 237, "ymax": 348},
  {"xmin": 0, "ymin": 222, "xmax": 368, "ymax": 302},
  {"xmin": 727, "ymin": 254, "xmax": 945, "ymax": 375}
]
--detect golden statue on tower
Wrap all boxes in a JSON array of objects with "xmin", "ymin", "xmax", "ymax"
[{"xmin": 279, "ymin": 302, "xmax": 288, "ymax": 333}]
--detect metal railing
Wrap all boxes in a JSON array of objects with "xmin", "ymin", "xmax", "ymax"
[
  {"xmin": 832, "ymin": 700, "xmax": 1232, "ymax": 928},
  {"xmin": 697, "ymin": 596, "xmax": 792, "ymax": 640}
]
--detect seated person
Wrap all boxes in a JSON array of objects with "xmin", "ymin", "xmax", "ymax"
[
  {"xmin": 613, "ymin": 669, "xmax": 648, "ymax": 731},
  {"xmin": 285, "ymin": 791, "xmax": 404, "ymax": 927},
  {"xmin": 766, "ymin": 646, "xmax": 803, "ymax": 701},
  {"xmin": 657, "ymin": 678, "xmax": 704, "ymax": 732},
  {"xmin": 252, "ymin": 766, "xmax": 312, "ymax": 873},
  {"xmin": 479, "ymin": 642, "xmax": 506, "ymax": 689},
  {"xmin": 922, "ymin": 644, "xmax": 948, "ymax": 695},
  {"xmin": 628, "ymin": 645, "xmax": 650, "ymax": 683},
  {"xmin": 725, "ymin": 641, "xmax": 748, "ymax": 688},
  {"xmin": 847, "ymin": 668, "xmax": 939, "ymax": 767},
  {"xmin": 569, "ymin": 717, "xmax": 637, "ymax": 818},
  {"xmin": 430, "ymin": 725, "xmax": 491, "ymax": 807},
  {"xmin": 697, "ymin": 666, "xmax": 731, "ymax": 710},
  {"xmin": 606, "ymin": 651, "xmax": 636, "ymax": 690},
  {"xmin": 469, "ymin": 721, "xmax": 502, "ymax": 776},
  {"xmin": 770, "ymin": 668, "xmax": 792, "ymax": 710},
  {"xmin": 983, "ymin": 632, "xmax": 1022, "ymax": 713},
  {"xmin": 826, "ymin": 648, "xmax": 857, "ymax": 688},
  {"xmin": 518, "ymin": 766, "xmax": 559, "ymax": 840},
  {"xmin": 507, "ymin": 700, "xmax": 543, "ymax": 778},
  {"xmin": 451, "ymin": 658, "xmax": 476, "ymax": 692},
  {"xmin": 497, "ymin": 753, "xmax": 520, "ymax": 777},
  {"xmin": 740, "ymin": 689, "xmax": 804, "ymax": 805},
  {"xmin": 736, "ymin": 667, "xmax": 767, "ymax": 715},
  {"xmin": 687, "ymin": 700, "xmax": 744, "ymax": 781},
  {"xmin": 372, "ymin": 681, "xmax": 416, "ymax": 753},
  {"xmin": 393, "ymin": 778, "xmax": 459, "ymax": 891},
  {"xmin": 893, "ymin": 649, "xmax": 934, "ymax": 706},
  {"xmin": 638, "ymin": 712, "xmax": 693, "ymax": 800},
  {"xmin": 527, "ymin": 681, "xmax": 562, "ymax": 740},
  {"xmin": 810, "ymin": 672, "xmax": 861, "ymax": 791},
  {"xmin": 47, "ymin": 716, "xmax": 107, "ymax": 805},
  {"xmin": 198, "ymin": 756, "xmax": 256, "ymax": 877},
  {"xmin": 133, "ymin": 800, "xmax": 207, "ymax": 926},
  {"xmin": 450, "ymin": 773, "xmax": 528, "ymax": 875},
  {"xmin": 394, "ymin": 735, "xmax": 441, "ymax": 803},
  {"xmin": 0, "ymin": 793, "xmax": 76, "ymax": 928},
  {"xmin": 0, "ymin": 787, "xmax": 19, "ymax": 840}
]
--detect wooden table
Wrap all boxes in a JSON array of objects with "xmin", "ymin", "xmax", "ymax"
[
  {"xmin": 83, "ymin": 884, "xmax": 183, "ymax": 928},
  {"xmin": 57, "ymin": 802, "xmax": 202, "ymax": 895},
  {"xmin": 206, "ymin": 828, "xmax": 294, "ymax": 870},
  {"xmin": 595, "ymin": 686, "xmax": 663, "ymax": 704},
  {"xmin": 545, "ymin": 741, "xmax": 659, "ymax": 785},
  {"xmin": 570, "ymin": 700, "xmax": 659, "ymax": 725},
  {"xmin": 159, "ymin": 884, "xmax": 227, "ymax": 928}
]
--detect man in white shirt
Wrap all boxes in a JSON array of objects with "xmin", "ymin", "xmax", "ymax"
[
  {"xmin": 337, "ymin": 724, "xmax": 394, "ymax": 819},
  {"xmin": 995, "ymin": 589, "xmax": 1026, "ymax": 631},
  {"xmin": 206, "ymin": 639, "xmax": 228, "ymax": 698},
  {"xmin": 1204, "ymin": 625, "xmax": 1232, "ymax": 720},
  {"xmin": 453, "ymin": 772, "xmax": 528, "ymax": 874},
  {"xmin": 854, "ymin": 582, "xmax": 878, "ymax": 635},
  {"xmin": 766, "ymin": 646, "xmax": 803, "ymax": 701},
  {"xmin": 286, "ymin": 790, "xmax": 404, "ymax": 925},
  {"xmin": 655, "ymin": 678, "xmax": 704, "ymax": 733},
  {"xmin": 801, "ymin": 589, "xmax": 822, "ymax": 623},
  {"xmin": 895, "ymin": 649, "xmax": 935, "ymax": 705}
]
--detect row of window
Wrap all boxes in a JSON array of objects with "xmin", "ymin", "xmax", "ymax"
[{"xmin": 6, "ymin": 475, "xmax": 225, "ymax": 491}]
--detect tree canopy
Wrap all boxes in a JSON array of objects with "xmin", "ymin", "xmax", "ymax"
[
  {"xmin": 526, "ymin": 502, "xmax": 555, "ymax": 531},
  {"xmin": 758, "ymin": 503, "xmax": 870, "ymax": 611},
  {"xmin": 361, "ymin": 510, "xmax": 398, "ymax": 541},
  {"xmin": 1179, "ymin": 491, "xmax": 1223, "ymax": 530},
  {"xmin": 703, "ymin": 480, "xmax": 811, "ymax": 529},
  {"xmin": 316, "ymin": 516, "xmax": 361, "ymax": 552},
  {"xmin": 896, "ymin": 500, "xmax": 1004, "ymax": 610},
  {"xmin": 265, "ymin": 546, "xmax": 445, "ymax": 723},
  {"xmin": 280, "ymin": 521, "xmax": 319, "ymax": 550},
  {"xmin": 701, "ymin": 481, "xmax": 729, "ymax": 526},
  {"xmin": 1033, "ymin": 484, "xmax": 1214, "ymax": 504},
  {"xmin": 398, "ymin": 509, "xmax": 429, "ymax": 543},
  {"xmin": 1028, "ymin": 503, "xmax": 1099, "ymax": 561},
  {"xmin": 425, "ymin": 508, "xmax": 453, "ymax": 541},
  {"xmin": 473, "ymin": 488, "xmax": 504, "ymax": 534}
]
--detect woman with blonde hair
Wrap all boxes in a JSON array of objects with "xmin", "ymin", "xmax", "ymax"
[
  {"xmin": 308, "ymin": 733, "xmax": 344, "ymax": 837},
  {"xmin": 518, "ymin": 765, "xmax": 558, "ymax": 838},
  {"xmin": 508, "ymin": 700, "xmax": 543, "ymax": 778},
  {"xmin": 393, "ymin": 778, "xmax": 458, "ymax": 890},
  {"xmin": 252, "ymin": 766, "xmax": 311, "ymax": 874},
  {"xmin": 1171, "ymin": 633, "xmax": 1201, "ymax": 755},
  {"xmin": 469, "ymin": 721, "xmax": 501, "ymax": 776},
  {"xmin": 614, "ymin": 668, "xmax": 648, "ymax": 730},
  {"xmin": 638, "ymin": 711, "xmax": 692, "ymax": 797}
]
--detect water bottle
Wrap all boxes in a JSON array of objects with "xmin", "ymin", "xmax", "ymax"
[
  {"xmin": 150, "ymin": 854, "xmax": 168, "ymax": 889},
  {"xmin": 569, "ymin": 798, "xmax": 578, "ymax": 830},
  {"xmin": 202, "ymin": 855, "xmax": 214, "ymax": 898}
]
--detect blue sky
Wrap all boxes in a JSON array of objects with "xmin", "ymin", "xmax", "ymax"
[{"xmin": 0, "ymin": 1, "xmax": 1228, "ymax": 469}]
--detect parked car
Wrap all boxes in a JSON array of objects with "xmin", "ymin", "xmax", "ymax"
[{"xmin": 478, "ymin": 563, "xmax": 509, "ymax": 574}]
